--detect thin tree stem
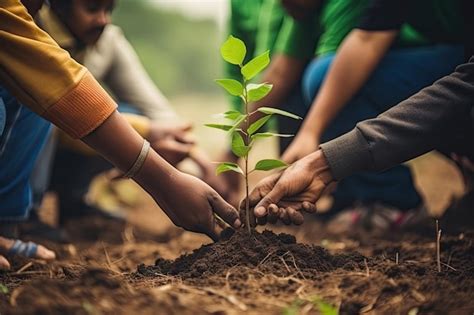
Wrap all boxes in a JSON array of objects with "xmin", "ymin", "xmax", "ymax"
[
  {"xmin": 243, "ymin": 80, "xmax": 253, "ymax": 234},
  {"xmin": 245, "ymin": 157, "xmax": 250, "ymax": 234},
  {"xmin": 436, "ymin": 219, "xmax": 442, "ymax": 273}
]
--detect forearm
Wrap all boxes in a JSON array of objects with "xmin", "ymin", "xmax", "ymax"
[
  {"xmin": 251, "ymin": 55, "xmax": 305, "ymax": 110},
  {"xmin": 299, "ymin": 30, "xmax": 397, "ymax": 138},
  {"xmin": 82, "ymin": 110, "xmax": 179, "ymax": 194},
  {"xmin": 321, "ymin": 59, "xmax": 474, "ymax": 179}
]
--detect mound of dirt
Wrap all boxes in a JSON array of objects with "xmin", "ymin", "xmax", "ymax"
[{"xmin": 137, "ymin": 229, "xmax": 366, "ymax": 279}]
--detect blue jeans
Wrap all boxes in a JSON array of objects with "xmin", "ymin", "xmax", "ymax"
[
  {"xmin": 302, "ymin": 45, "xmax": 465, "ymax": 210},
  {"xmin": 0, "ymin": 86, "xmax": 51, "ymax": 221}
]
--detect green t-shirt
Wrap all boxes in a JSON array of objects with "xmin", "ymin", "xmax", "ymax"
[
  {"xmin": 274, "ymin": 0, "xmax": 370, "ymax": 59},
  {"xmin": 275, "ymin": 0, "xmax": 463, "ymax": 60},
  {"xmin": 225, "ymin": 0, "xmax": 285, "ymax": 110}
]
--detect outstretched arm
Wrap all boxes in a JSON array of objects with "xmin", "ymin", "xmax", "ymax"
[
  {"xmin": 322, "ymin": 58, "xmax": 474, "ymax": 179},
  {"xmin": 282, "ymin": 29, "xmax": 397, "ymax": 162}
]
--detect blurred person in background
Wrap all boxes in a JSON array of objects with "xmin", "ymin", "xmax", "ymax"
[
  {"xmin": 24, "ymin": 0, "xmax": 226, "ymax": 242},
  {"xmin": 224, "ymin": 0, "xmax": 466, "ymax": 232},
  {"xmin": 221, "ymin": 0, "xmax": 371, "ymax": 207},
  {"xmin": 0, "ymin": 0, "xmax": 241, "ymax": 269},
  {"xmin": 223, "ymin": 0, "xmax": 424, "ymax": 225},
  {"xmin": 279, "ymin": 0, "xmax": 466, "ymax": 232}
]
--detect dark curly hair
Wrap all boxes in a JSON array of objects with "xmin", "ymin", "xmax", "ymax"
[{"xmin": 48, "ymin": 0, "xmax": 74, "ymax": 16}]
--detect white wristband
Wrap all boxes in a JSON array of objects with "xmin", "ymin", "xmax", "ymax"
[{"xmin": 122, "ymin": 140, "xmax": 150, "ymax": 179}]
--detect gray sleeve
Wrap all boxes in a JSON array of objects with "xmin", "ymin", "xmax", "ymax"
[
  {"xmin": 321, "ymin": 58, "xmax": 474, "ymax": 180},
  {"xmin": 103, "ymin": 26, "xmax": 179, "ymax": 122}
]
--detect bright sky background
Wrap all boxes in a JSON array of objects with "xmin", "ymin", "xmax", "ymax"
[{"xmin": 147, "ymin": 0, "xmax": 230, "ymax": 29}]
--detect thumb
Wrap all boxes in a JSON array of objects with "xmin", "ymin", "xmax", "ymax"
[
  {"xmin": 254, "ymin": 183, "xmax": 286, "ymax": 218},
  {"xmin": 178, "ymin": 122, "xmax": 193, "ymax": 132},
  {"xmin": 208, "ymin": 192, "xmax": 242, "ymax": 229}
]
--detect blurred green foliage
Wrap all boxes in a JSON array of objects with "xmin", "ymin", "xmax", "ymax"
[{"xmin": 112, "ymin": 0, "xmax": 222, "ymax": 96}]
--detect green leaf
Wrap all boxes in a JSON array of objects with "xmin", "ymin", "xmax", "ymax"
[
  {"xmin": 231, "ymin": 132, "xmax": 250, "ymax": 157},
  {"xmin": 254, "ymin": 159, "xmax": 288, "ymax": 171},
  {"xmin": 282, "ymin": 299, "xmax": 304, "ymax": 315},
  {"xmin": 215, "ymin": 79, "xmax": 244, "ymax": 96},
  {"xmin": 248, "ymin": 115, "xmax": 271, "ymax": 135},
  {"xmin": 216, "ymin": 162, "xmax": 243, "ymax": 175},
  {"xmin": 223, "ymin": 110, "xmax": 244, "ymax": 120},
  {"xmin": 257, "ymin": 106, "xmax": 302, "ymax": 120},
  {"xmin": 228, "ymin": 115, "xmax": 246, "ymax": 134},
  {"xmin": 314, "ymin": 300, "xmax": 338, "ymax": 315},
  {"xmin": 246, "ymin": 83, "xmax": 273, "ymax": 102},
  {"xmin": 251, "ymin": 132, "xmax": 293, "ymax": 140},
  {"xmin": 220, "ymin": 35, "xmax": 246, "ymax": 65},
  {"xmin": 241, "ymin": 50, "xmax": 270, "ymax": 80},
  {"xmin": 204, "ymin": 123, "xmax": 233, "ymax": 131},
  {"xmin": 214, "ymin": 110, "xmax": 244, "ymax": 121},
  {"xmin": 0, "ymin": 284, "xmax": 8, "ymax": 294}
]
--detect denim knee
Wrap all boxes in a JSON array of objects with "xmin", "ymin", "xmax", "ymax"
[
  {"xmin": 302, "ymin": 53, "xmax": 335, "ymax": 106},
  {"xmin": 0, "ymin": 98, "xmax": 5, "ymax": 136}
]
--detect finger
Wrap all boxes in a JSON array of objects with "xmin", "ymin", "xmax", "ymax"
[
  {"xmin": 287, "ymin": 207, "xmax": 304, "ymax": 225},
  {"xmin": 302, "ymin": 201, "xmax": 317, "ymax": 213},
  {"xmin": 166, "ymin": 141, "xmax": 194, "ymax": 155},
  {"xmin": 177, "ymin": 122, "xmax": 193, "ymax": 132},
  {"xmin": 267, "ymin": 204, "xmax": 280, "ymax": 224},
  {"xmin": 279, "ymin": 208, "xmax": 291, "ymax": 225},
  {"xmin": 209, "ymin": 193, "xmax": 242, "ymax": 229},
  {"xmin": 0, "ymin": 255, "xmax": 10, "ymax": 270},
  {"xmin": 175, "ymin": 132, "xmax": 196, "ymax": 145},
  {"xmin": 248, "ymin": 173, "xmax": 281, "ymax": 207},
  {"xmin": 155, "ymin": 141, "xmax": 193, "ymax": 164},
  {"xmin": 254, "ymin": 182, "xmax": 287, "ymax": 218},
  {"xmin": 269, "ymin": 204, "xmax": 280, "ymax": 216},
  {"xmin": 254, "ymin": 201, "xmax": 268, "ymax": 218}
]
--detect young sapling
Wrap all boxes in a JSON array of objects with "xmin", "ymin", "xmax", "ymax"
[{"xmin": 206, "ymin": 35, "xmax": 302, "ymax": 234}]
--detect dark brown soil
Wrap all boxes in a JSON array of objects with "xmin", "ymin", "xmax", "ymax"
[
  {"xmin": 137, "ymin": 229, "xmax": 366, "ymax": 279},
  {"xmin": 0, "ymin": 189, "xmax": 473, "ymax": 314}
]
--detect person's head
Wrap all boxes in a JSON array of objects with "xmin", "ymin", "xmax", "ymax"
[
  {"xmin": 50, "ymin": 0, "xmax": 116, "ymax": 45},
  {"xmin": 281, "ymin": 0, "xmax": 321, "ymax": 20}
]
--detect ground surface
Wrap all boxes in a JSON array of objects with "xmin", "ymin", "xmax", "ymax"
[{"xmin": 0, "ymin": 95, "xmax": 471, "ymax": 314}]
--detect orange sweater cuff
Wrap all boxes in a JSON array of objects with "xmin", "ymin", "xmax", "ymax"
[{"xmin": 43, "ymin": 72, "xmax": 118, "ymax": 139}]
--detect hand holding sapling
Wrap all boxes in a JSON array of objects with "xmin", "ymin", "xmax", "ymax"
[
  {"xmin": 207, "ymin": 36, "xmax": 302, "ymax": 233},
  {"xmin": 246, "ymin": 150, "xmax": 334, "ymax": 226}
]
